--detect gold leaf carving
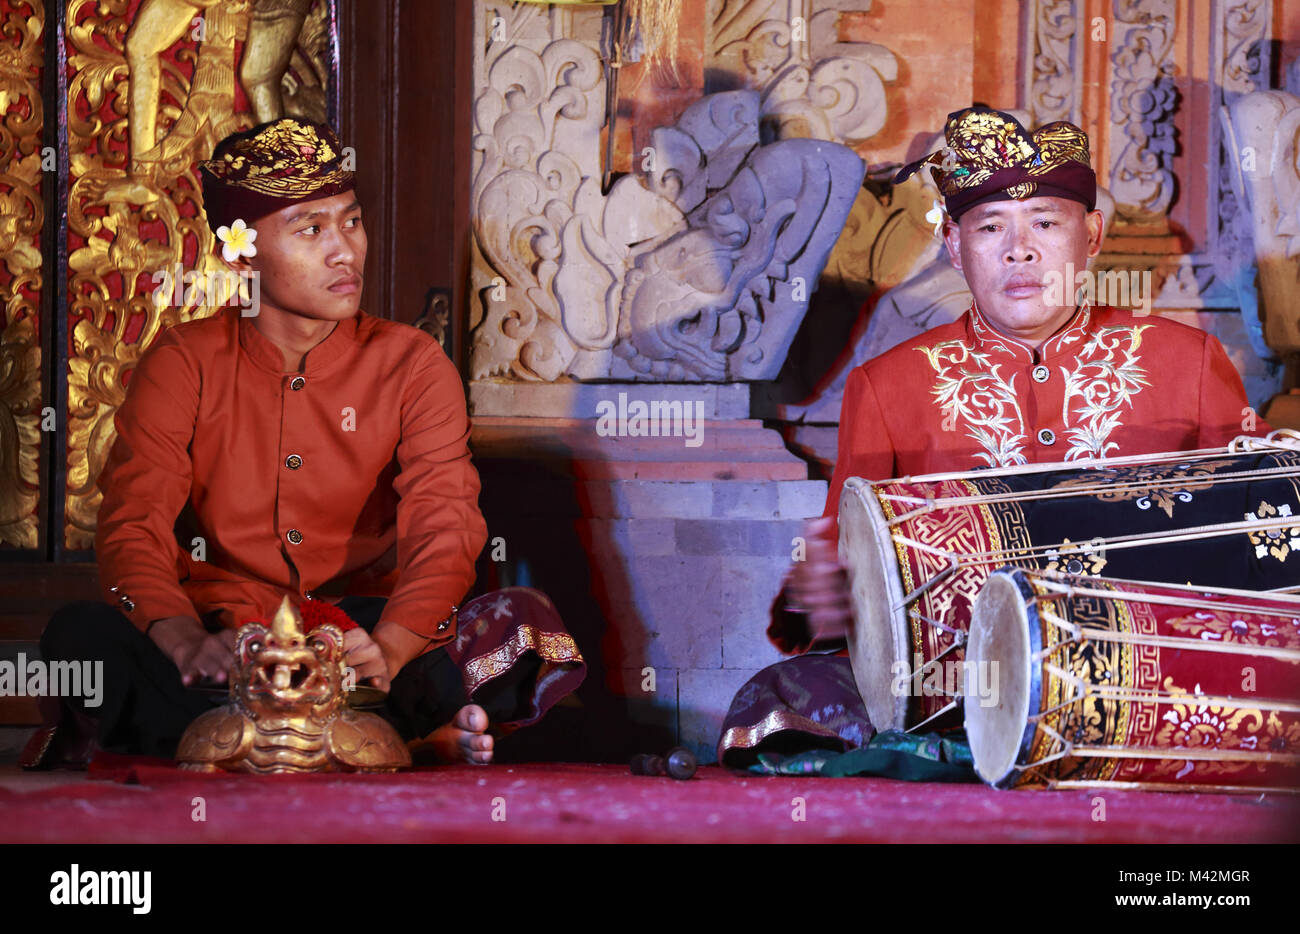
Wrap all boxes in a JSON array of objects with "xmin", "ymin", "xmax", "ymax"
[
  {"xmin": 0, "ymin": 0, "xmax": 44, "ymax": 549},
  {"xmin": 62, "ymin": 0, "xmax": 330, "ymax": 549}
]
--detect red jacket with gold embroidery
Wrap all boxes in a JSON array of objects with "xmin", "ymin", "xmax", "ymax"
[{"xmin": 769, "ymin": 302, "xmax": 1267, "ymax": 653}]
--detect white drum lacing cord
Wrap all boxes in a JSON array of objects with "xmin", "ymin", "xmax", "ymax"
[
  {"xmin": 1010, "ymin": 585, "xmax": 1300, "ymax": 771},
  {"xmin": 1029, "ymin": 580, "xmax": 1300, "ymax": 662},
  {"xmin": 1031, "ymin": 566, "xmax": 1300, "ymax": 603},
  {"xmin": 872, "ymin": 432, "xmax": 1300, "ymax": 490},
  {"xmin": 1231, "ymin": 427, "xmax": 1300, "ymax": 453},
  {"xmin": 1032, "ymin": 572, "xmax": 1300, "ymax": 617},
  {"xmin": 878, "ymin": 463, "xmax": 1300, "ymax": 518},
  {"xmin": 890, "ymin": 515, "xmax": 1300, "ymax": 576}
]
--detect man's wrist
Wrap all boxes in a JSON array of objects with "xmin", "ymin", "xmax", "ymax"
[
  {"xmin": 147, "ymin": 614, "xmax": 203, "ymax": 649},
  {"xmin": 371, "ymin": 621, "xmax": 430, "ymax": 675}
]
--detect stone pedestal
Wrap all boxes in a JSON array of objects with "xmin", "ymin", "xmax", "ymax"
[{"xmin": 468, "ymin": 382, "xmax": 825, "ymax": 764}]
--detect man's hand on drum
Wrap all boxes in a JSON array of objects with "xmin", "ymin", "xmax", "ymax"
[{"xmin": 788, "ymin": 516, "xmax": 853, "ymax": 643}]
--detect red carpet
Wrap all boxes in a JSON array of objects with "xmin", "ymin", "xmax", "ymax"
[{"xmin": 3, "ymin": 760, "xmax": 1297, "ymax": 843}]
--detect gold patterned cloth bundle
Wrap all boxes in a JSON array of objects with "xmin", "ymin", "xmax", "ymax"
[
  {"xmin": 894, "ymin": 106, "xmax": 1097, "ymax": 220},
  {"xmin": 197, "ymin": 117, "xmax": 354, "ymax": 234},
  {"xmin": 967, "ymin": 568, "xmax": 1300, "ymax": 794},
  {"xmin": 837, "ymin": 437, "xmax": 1300, "ymax": 734}
]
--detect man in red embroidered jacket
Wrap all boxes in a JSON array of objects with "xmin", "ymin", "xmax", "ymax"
[{"xmin": 717, "ymin": 106, "xmax": 1267, "ymax": 767}]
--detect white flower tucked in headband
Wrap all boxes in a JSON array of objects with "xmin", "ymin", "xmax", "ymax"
[
  {"xmin": 216, "ymin": 218, "xmax": 258, "ymax": 263},
  {"xmin": 925, "ymin": 199, "xmax": 946, "ymax": 238}
]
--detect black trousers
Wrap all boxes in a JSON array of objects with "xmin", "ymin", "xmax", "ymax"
[{"xmin": 40, "ymin": 597, "xmax": 478, "ymax": 758}]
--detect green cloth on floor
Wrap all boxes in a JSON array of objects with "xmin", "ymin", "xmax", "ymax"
[{"xmin": 748, "ymin": 729, "xmax": 978, "ymax": 782}]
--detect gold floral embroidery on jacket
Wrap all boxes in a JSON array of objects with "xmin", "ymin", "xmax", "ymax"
[
  {"xmin": 921, "ymin": 319, "xmax": 1151, "ymax": 467},
  {"xmin": 920, "ymin": 341, "xmax": 1028, "ymax": 467},
  {"xmin": 1059, "ymin": 324, "xmax": 1152, "ymax": 459}
]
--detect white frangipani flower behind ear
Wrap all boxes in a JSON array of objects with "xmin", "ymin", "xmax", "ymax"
[
  {"xmin": 216, "ymin": 218, "xmax": 258, "ymax": 263},
  {"xmin": 925, "ymin": 200, "xmax": 946, "ymax": 238}
]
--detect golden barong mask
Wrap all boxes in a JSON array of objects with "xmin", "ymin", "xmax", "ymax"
[{"xmin": 176, "ymin": 597, "xmax": 410, "ymax": 773}]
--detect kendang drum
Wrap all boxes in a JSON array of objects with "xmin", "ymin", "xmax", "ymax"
[
  {"xmin": 964, "ymin": 568, "xmax": 1300, "ymax": 793},
  {"xmin": 837, "ymin": 433, "xmax": 1300, "ymax": 733}
]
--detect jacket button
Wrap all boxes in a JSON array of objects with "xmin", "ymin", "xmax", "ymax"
[
  {"xmin": 285, "ymin": 454, "xmax": 302, "ymax": 470},
  {"xmin": 1038, "ymin": 428, "xmax": 1056, "ymax": 445},
  {"xmin": 1032, "ymin": 364, "xmax": 1050, "ymax": 383},
  {"xmin": 286, "ymin": 529, "xmax": 304, "ymax": 545},
  {"xmin": 109, "ymin": 586, "xmax": 136, "ymax": 613},
  {"xmin": 290, "ymin": 376, "xmax": 306, "ymax": 391}
]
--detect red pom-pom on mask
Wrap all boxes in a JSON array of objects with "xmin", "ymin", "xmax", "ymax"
[
  {"xmin": 298, "ymin": 599, "xmax": 359, "ymax": 632},
  {"xmin": 239, "ymin": 599, "xmax": 359, "ymax": 632}
]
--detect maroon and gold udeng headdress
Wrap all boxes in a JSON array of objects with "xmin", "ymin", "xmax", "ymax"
[
  {"xmin": 198, "ymin": 118, "xmax": 355, "ymax": 235},
  {"xmin": 895, "ymin": 106, "xmax": 1096, "ymax": 221}
]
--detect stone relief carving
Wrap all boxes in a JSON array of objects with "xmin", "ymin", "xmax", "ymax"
[
  {"xmin": 1026, "ymin": 0, "xmax": 1081, "ymax": 126},
  {"xmin": 1219, "ymin": 0, "xmax": 1270, "ymax": 94},
  {"xmin": 711, "ymin": 0, "xmax": 797, "ymax": 89},
  {"xmin": 1213, "ymin": 0, "xmax": 1272, "ymax": 358},
  {"xmin": 467, "ymin": 70, "xmax": 863, "ymax": 379},
  {"xmin": 1225, "ymin": 89, "xmax": 1300, "ymax": 358},
  {"xmin": 711, "ymin": 0, "xmax": 896, "ymax": 145},
  {"xmin": 469, "ymin": 1, "xmax": 872, "ymax": 382},
  {"xmin": 612, "ymin": 105, "xmax": 865, "ymax": 380},
  {"xmin": 1108, "ymin": 0, "xmax": 1178, "ymax": 221},
  {"xmin": 469, "ymin": 24, "xmax": 606, "ymax": 381}
]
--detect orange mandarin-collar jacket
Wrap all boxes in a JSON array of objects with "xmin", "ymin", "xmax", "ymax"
[{"xmin": 94, "ymin": 307, "xmax": 488, "ymax": 643}]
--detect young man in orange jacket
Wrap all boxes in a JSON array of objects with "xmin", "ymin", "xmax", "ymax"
[{"xmin": 35, "ymin": 119, "xmax": 584, "ymax": 767}]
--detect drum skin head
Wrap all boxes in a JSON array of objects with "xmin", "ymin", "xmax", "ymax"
[
  {"xmin": 839, "ymin": 479, "xmax": 909, "ymax": 731},
  {"xmin": 966, "ymin": 570, "xmax": 1038, "ymax": 788}
]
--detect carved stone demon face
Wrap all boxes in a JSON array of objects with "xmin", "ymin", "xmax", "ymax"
[{"xmin": 233, "ymin": 600, "xmax": 343, "ymax": 721}]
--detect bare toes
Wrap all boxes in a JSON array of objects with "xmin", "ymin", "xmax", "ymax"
[{"xmin": 456, "ymin": 704, "xmax": 488, "ymax": 733}]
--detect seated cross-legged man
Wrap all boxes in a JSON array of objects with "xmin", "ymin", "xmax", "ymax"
[
  {"xmin": 717, "ymin": 106, "xmax": 1267, "ymax": 770},
  {"xmin": 32, "ymin": 119, "xmax": 584, "ymax": 768}
]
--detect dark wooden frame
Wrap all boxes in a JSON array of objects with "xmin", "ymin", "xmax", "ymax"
[{"xmin": 338, "ymin": 0, "xmax": 474, "ymax": 372}]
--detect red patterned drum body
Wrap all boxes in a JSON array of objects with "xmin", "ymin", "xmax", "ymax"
[
  {"xmin": 838, "ymin": 439, "xmax": 1300, "ymax": 732},
  {"xmin": 965, "ymin": 569, "xmax": 1300, "ymax": 793}
]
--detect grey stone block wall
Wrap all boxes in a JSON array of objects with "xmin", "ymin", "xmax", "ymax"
[{"xmin": 481, "ymin": 475, "xmax": 827, "ymax": 764}]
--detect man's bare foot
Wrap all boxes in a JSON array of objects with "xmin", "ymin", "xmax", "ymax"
[{"xmin": 424, "ymin": 704, "xmax": 493, "ymax": 765}]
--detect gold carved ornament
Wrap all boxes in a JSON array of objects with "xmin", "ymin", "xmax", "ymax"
[
  {"xmin": 0, "ymin": 1, "xmax": 44, "ymax": 549},
  {"xmin": 62, "ymin": 0, "xmax": 328, "ymax": 549}
]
